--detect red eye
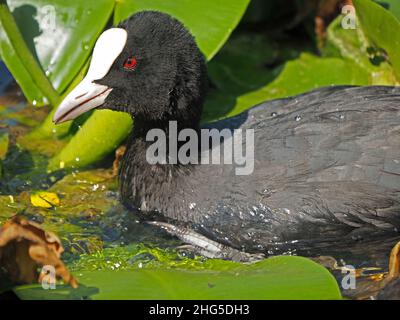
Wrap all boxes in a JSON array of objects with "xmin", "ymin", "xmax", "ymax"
[{"xmin": 123, "ymin": 57, "xmax": 137, "ymax": 70}]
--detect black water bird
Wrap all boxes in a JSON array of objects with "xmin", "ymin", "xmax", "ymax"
[{"xmin": 53, "ymin": 11, "xmax": 400, "ymax": 261}]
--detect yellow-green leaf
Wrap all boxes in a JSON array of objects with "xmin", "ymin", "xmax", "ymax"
[{"xmin": 30, "ymin": 192, "xmax": 60, "ymax": 208}]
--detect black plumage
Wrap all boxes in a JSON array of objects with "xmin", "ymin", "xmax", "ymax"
[{"xmin": 121, "ymin": 84, "xmax": 400, "ymax": 255}]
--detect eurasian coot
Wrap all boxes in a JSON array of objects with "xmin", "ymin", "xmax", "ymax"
[{"xmin": 53, "ymin": 11, "xmax": 400, "ymax": 261}]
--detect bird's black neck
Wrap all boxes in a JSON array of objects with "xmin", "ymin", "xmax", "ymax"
[
  {"xmin": 118, "ymin": 61, "xmax": 207, "ymax": 212},
  {"xmin": 118, "ymin": 112, "xmax": 201, "ymax": 213}
]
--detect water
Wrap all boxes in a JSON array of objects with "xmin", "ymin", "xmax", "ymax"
[{"xmin": 0, "ymin": 89, "xmax": 178, "ymax": 260}]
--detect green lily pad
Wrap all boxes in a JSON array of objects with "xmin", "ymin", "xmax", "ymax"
[
  {"xmin": 14, "ymin": 284, "xmax": 99, "ymax": 300},
  {"xmin": 205, "ymin": 52, "xmax": 369, "ymax": 121},
  {"xmin": 324, "ymin": 16, "xmax": 397, "ymax": 85},
  {"xmin": 48, "ymin": 110, "xmax": 132, "ymax": 170},
  {"xmin": 14, "ymin": 256, "xmax": 342, "ymax": 300},
  {"xmin": 1, "ymin": 0, "xmax": 115, "ymax": 104},
  {"xmin": 353, "ymin": 0, "xmax": 400, "ymax": 80},
  {"xmin": 202, "ymin": 33, "xmax": 285, "ymax": 122},
  {"xmin": 376, "ymin": 0, "xmax": 400, "ymax": 20}
]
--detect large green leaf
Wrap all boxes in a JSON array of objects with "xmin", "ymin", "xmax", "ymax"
[
  {"xmin": 376, "ymin": 0, "xmax": 400, "ymax": 20},
  {"xmin": 48, "ymin": 110, "xmax": 132, "ymax": 169},
  {"xmin": 49, "ymin": 0, "xmax": 250, "ymax": 170},
  {"xmin": 114, "ymin": 0, "xmax": 250, "ymax": 60},
  {"xmin": 353, "ymin": 0, "xmax": 400, "ymax": 79},
  {"xmin": 14, "ymin": 256, "xmax": 342, "ymax": 300},
  {"xmin": 202, "ymin": 33, "xmax": 284, "ymax": 122},
  {"xmin": 1, "ymin": 0, "xmax": 115, "ymax": 104},
  {"xmin": 204, "ymin": 50, "xmax": 370, "ymax": 122},
  {"xmin": 324, "ymin": 16, "xmax": 397, "ymax": 85}
]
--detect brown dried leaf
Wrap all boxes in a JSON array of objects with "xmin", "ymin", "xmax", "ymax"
[
  {"xmin": 388, "ymin": 241, "xmax": 400, "ymax": 279},
  {"xmin": 375, "ymin": 241, "xmax": 400, "ymax": 299},
  {"xmin": 0, "ymin": 216, "xmax": 77, "ymax": 288},
  {"xmin": 112, "ymin": 144, "xmax": 126, "ymax": 177}
]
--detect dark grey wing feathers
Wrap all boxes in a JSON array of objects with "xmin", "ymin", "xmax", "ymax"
[{"xmin": 191, "ymin": 86, "xmax": 400, "ymax": 249}]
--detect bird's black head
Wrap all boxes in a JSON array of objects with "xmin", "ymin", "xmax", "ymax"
[{"xmin": 53, "ymin": 11, "xmax": 207, "ymax": 127}]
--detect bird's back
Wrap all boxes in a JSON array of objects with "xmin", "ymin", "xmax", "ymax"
[{"xmin": 169, "ymin": 86, "xmax": 400, "ymax": 255}]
